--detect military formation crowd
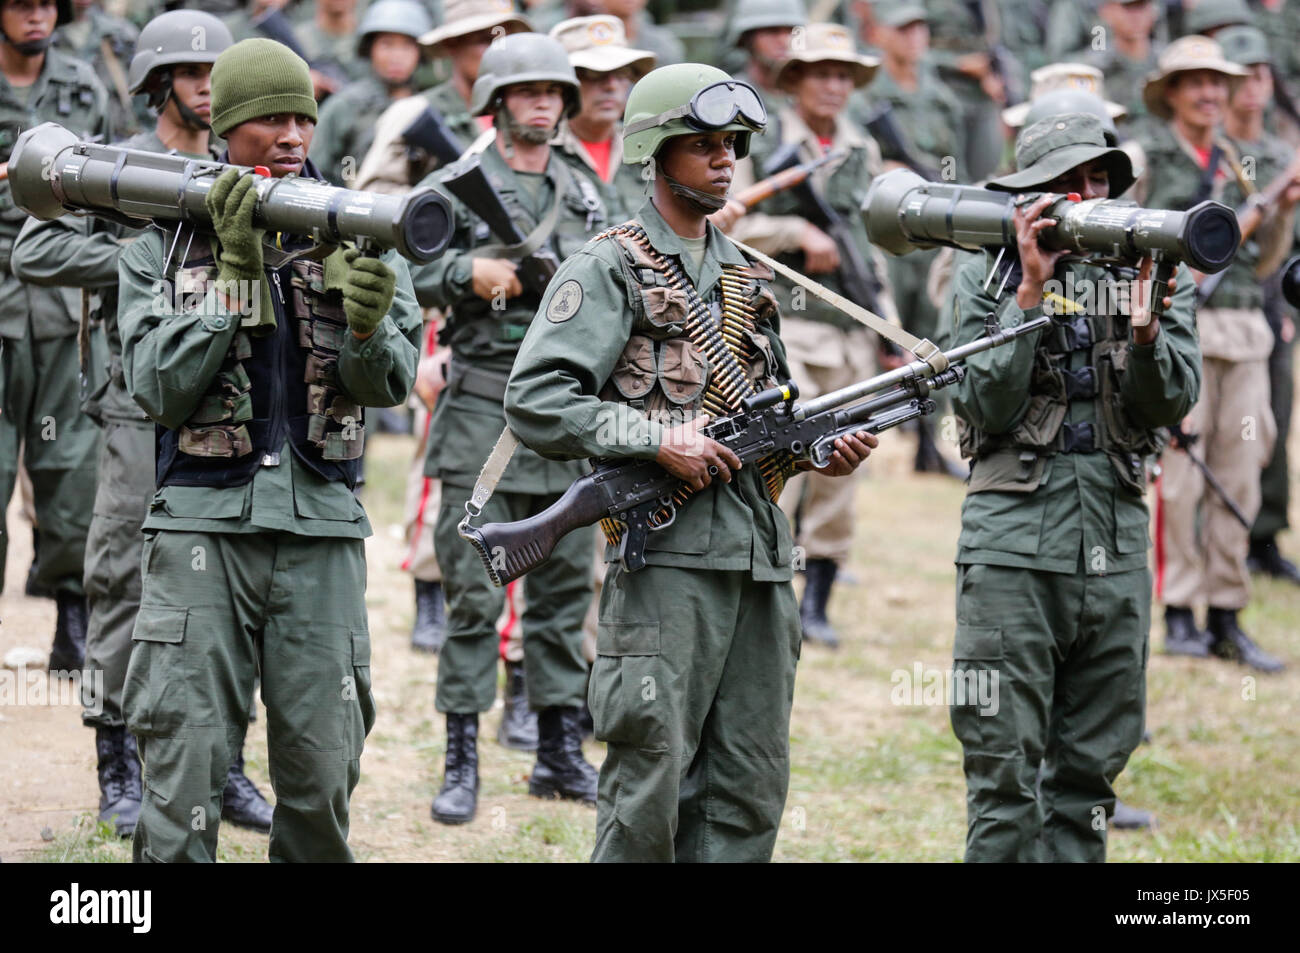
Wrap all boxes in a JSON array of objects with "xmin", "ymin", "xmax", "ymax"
[{"xmin": 0, "ymin": 0, "xmax": 1296, "ymax": 864}]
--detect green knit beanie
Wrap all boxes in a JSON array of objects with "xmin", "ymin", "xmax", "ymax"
[{"xmin": 210, "ymin": 38, "xmax": 317, "ymax": 138}]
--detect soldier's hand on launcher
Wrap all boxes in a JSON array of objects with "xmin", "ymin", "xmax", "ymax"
[
  {"xmin": 1013, "ymin": 193, "xmax": 1069, "ymax": 308},
  {"xmin": 1131, "ymin": 256, "xmax": 1176, "ymax": 345},
  {"xmin": 471, "ymin": 258, "xmax": 522, "ymax": 300}
]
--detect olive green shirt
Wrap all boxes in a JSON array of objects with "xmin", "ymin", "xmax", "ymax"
[
  {"xmin": 309, "ymin": 75, "xmax": 400, "ymax": 186},
  {"xmin": 944, "ymin": 251, "xmax": 1201, "ymax": 575},
  {"xmin": 117, "ymin": 226, "xmax": 422, "ymax": 538},
  {"xmin": 857, "ymin": 61, "xmax": 965, "ymax": 173},
  {"xmin": 505, "ymin": 199, "xmax": 797, "ymax": 580}
]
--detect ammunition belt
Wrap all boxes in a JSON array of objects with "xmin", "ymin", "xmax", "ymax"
[{"xmin": 595, "ymin": 224, "xmax": 794, "ymax": 546}]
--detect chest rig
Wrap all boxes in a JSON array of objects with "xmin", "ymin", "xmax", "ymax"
[
  {"xmin": 960, "ymin": 282, "xmax": 1164, "ymax": 497},
  {"xmin": 157, "ymin": 236, "xmax": 363, "ymax": 488},
  {"xmin": 595, "ymin": 223, "xmax": 798, "ymax": 541}
]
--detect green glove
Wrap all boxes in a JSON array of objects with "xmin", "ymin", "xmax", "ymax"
[
  {"xmin": 205, "ymin": 168, "xmax": 265, "ymax": 286},
  {"xmin": 341, "ymin": 247, "xmax": 396, "ymax": 337}
]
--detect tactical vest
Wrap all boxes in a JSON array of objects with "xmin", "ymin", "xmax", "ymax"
[
  {"xmin": 444, "ymin": 160, "xmax": 604, "ymax": 366},
  {"xmin": 155, "ymin": 236, "xmax": 365, "ymax": 489},
  {"xmin": 960, "ymin": 287, "xmax": 1164, "ymax": 498}
]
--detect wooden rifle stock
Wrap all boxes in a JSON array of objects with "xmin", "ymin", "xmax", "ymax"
[{"xmin": 730, "ymin": 150, "xmax": 844, "ymax": 210}]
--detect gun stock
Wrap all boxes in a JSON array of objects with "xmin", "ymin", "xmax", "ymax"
[{"xmin": 401, "ymin": 107, "xmax": 465, "ymax": 168}]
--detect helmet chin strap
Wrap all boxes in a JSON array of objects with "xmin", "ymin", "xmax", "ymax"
[
  {"xmin": 663, "ymin": 172, "xmax": 727, "ymax": 214},
  {"xmin": 152, "ymin": 74, "xmax": 210, "ymax": 132}
]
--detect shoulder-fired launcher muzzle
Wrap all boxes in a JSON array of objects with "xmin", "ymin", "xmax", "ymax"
[
  {"xmin": 863, "ymin": 168, "xmax": 1240, "ymax": 275},
  {"xmin": 9, "ymin": 122, "xmax": 454, "ymax": 263}
]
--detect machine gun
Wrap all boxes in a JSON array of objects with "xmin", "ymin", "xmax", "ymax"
[
  {"xmin": 437, "ymin": 152, "xmax": 561, "ymax": 297},
  {"xmin": 762, "ymin": 141, "xmax": 884, "ymax": 316},
  {"xmin": 7, "ymin": 122, "xmax": 454, "ymax": 264},
  {"xmin": 459, "ymin": 314, "xmax": 1050, "ymax": 586},
  {"xmin": 864, "ymin": 167, "xmax": 1242, "ymax": 326}
]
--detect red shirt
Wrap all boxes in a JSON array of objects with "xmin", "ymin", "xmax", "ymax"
[{"xmin": 580, "ymin": 136, "xmax": 613, "ymax": 182}]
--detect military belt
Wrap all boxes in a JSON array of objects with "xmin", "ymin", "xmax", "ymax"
[{"xmin": 447, "ymin": 360, "xmax": 509, "ymax": 403}]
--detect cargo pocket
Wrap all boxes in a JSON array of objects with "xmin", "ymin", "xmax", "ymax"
[
  {"xmin": 345, "ymin": 628, "xmax": 375, "ymax": 762},
  {"xmin": 949, "ymin": 613, "xmax": 1009, "ymax": 753},
  {"xmin": 1113, "ymin": 492, "xmax": 1150, "ymax": 555},
  {"xmin": 609, "ymin": 334, "xmax": 657, "ymax": 400},
  {"xmin": 639, "ymin": 286, "xmax": 690, "ymax": 332},
  {"xmin": 657, "ymin": 339, "xmax": 706, "ymax": 405},
  {"xmin": 123, "ymin": 604, "xmax": 191, "ymax": 738},
  {"xmin": 588, "ymin": 621, "xmax": 667, "ymax": 752}
]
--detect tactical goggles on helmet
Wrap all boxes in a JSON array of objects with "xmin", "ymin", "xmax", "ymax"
[{"xmin": 624, "ymin": 80, "xmax": 767, "ymax": 137}]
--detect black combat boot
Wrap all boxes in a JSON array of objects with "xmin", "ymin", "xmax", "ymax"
[
  {"xmin": 529, "ymin": 706, "xmax": 598, "ymax": 805},
  {"xmin": 410, "ymin": 580, "xmax": 447, "ymax": 653},
  {"xmin": 94, "ymin": 726, "xmax": 142, "ymax": 838},
  {"xmin": 221, "ymin": 749, "xmax": 274, "ymax": 833},
  {"xmin": 432, "ymin": 713, "xmax": 479, "ymax": 824},
  {"xmin": 800, "ymin": 558, "xmax": 840, "ymax": 649},
  {"xmin": 1112, "ymin": 800, "xmax": 1155, "ymax": 830},
  {"xmin": 497, "ymin": 661, "xmax": 538, "ymax": 751},
  {"xmin": 1163, "ymin": 606, "xmax": 1211, "ymax": 657},
  {"xmin": 1207, "ymin": 608, "xmax": 1285, "ymax": 673},
  {"xmin": 1248, "ymin": 536, "xmax": 1300, "ymax": 585},
  {"xmin": 25, "ymin": 528, "xmax": 55, "ymax": 599},
  {"xmin": 48, "ymin": 591, "xmax": 88, "ymax": 673}
]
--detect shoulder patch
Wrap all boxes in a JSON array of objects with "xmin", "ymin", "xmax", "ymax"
[{"xmin": 547, "ymin": 279, "xmax": 584, "ymax": 323}]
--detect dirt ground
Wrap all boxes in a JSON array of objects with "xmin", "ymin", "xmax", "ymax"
[{"xmin": 3, "ymin": 418, "xmax": 1298, "ymax": 863}]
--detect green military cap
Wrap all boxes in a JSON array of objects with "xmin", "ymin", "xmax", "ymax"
[
  {"xmin": 987, "ymin": 112, "xmax": 1136, "ymax": 194},
  {"xmin": 872, "ymin": 0, "xmax": 929, "ymax": 28},
  {"xmin": 1216, "ymin": 24, "xmax": 1271, "ymax": 67},
  {"xmin": 731, "ymin": 0, "xmax": 807, "ymax": 44},
  {"xmin": 1183, "ymin": 0, "xmax": 1254, "ymax": 35}
]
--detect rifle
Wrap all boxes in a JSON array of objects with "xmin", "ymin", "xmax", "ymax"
[
  {"xmin": 967, "ymin": 0, "xmax": 1022, "ymax": 106},
  {"xmin": 1196, "ymin": 150, "xmax": 1300, "ymax": 307},
  {"xmin": 762, "ymin": 141, "xmax": 884, "ymax": 316},
  {"xmin": 729, "ymin": 149, "xmax": 843, "ymax": 209},
  {"xmin": 863, "ymin": 104, "xmax": 941, "ymax": 182},
  {"xmin": 400, "ymin": 106, "xmax": 466, "ymax": 168},
  {"xmin": 459, "ymin": 314, "xmax": 1051, "ymax": 585},
  {"xmin": 1168, "ymin": 424, "xmax": 1251, "ymax": 530},
  {"xmin": 437, "ymin": 152, "xmax": 560, "ymax": 297}
]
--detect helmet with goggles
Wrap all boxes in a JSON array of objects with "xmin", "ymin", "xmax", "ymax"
[{"xmin": 623, "ymin": 63, "xmax": 766, "ymax": 164}]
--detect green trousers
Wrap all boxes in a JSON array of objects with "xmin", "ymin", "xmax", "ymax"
[
  {"xmin": 124, "ymin": 530, "xmax": 375, "ymax": 863},
  {"xmin": 0, "ymin": 332, "xmax": 98, "ymax": 594},
  {"xmin": 82, "ymin": 418, "xmax": 154, "ymax": 728},
  {"xmin": 951, "ymin": 561, "xmax": 1149, "ymax": 863},
  {"xmin": 590, "ymin": 564, "xmax": 801, "ymax": 863},
  {"xmin": 433, "ymin": 483, "xmax": 592, "ymax": 714},
  {"xmin": 1253, "ymin": 297, "xmax": 1293, "ymax": 540}
]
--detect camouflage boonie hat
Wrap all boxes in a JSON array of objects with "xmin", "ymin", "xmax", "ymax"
[
  {"xmin": 1216, "ymin": 24, "xmax": 1271, "ymax": 67},
  {"xmin": 420, "ymin": 0, "xmax": 531, "ymax": 52},
  {"xmin": 1002, "ymin": 63, "xmax": 1126, "ymax": 127},
  {"xmin": 550, "ymin": 15, "xmax": 656, "ymax": 76},
  {"xmin": 1183, "ymin": 0, "xmax": 1254, "ymax": 36},
  {"xmin": 872, "ymin": 0, "xmax": 928, "ymax": 28},
  {"xmin": 1142, "ymin": 35, "xmax": 1247, "ymax": 119},
  {"xmin": 987, "ymin": 112, "xmax": 1137, "ymax": 194}
]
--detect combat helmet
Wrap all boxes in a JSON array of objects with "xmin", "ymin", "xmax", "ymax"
[
  {"xmin": 623, "ymin": 63, "xmax": 767, "ymax": 163},
  {"xmin": 0, "ymin": 0, "xmax": 73, "ymax": 43},
  {"xmin": 469, "ymin": 33, "xmax": 580, "ymax": 118},
  {"xmin": 356, "ymin": 0, "xmax": 434, "ymax": 58},
  {"xmin": 730, "ymin": 0, "xmax": 806, "ymax": 45},
  {"xmin": 128, "ymin": 9, "xmax": 234, "ymax": 96}
]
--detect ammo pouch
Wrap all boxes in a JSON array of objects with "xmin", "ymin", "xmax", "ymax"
[{"xmin": 292, "ymin": 258, "xmax": 364, "ymax": 461}]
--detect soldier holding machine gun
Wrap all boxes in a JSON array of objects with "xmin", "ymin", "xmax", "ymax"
[
  {"xmin": 880, "ymin": 113, "xmax": 1204, "ymax": 861},
  {"xmin": 721, "ymin": 23, "xmax": 895, "ymax": 649},
  {"xmin": 408, "ymin": 33, "xmax": 607, "ymax": 826},
  {"xmin": 107, "ymin": 38, "xmax": 424, "ymax": 862}
]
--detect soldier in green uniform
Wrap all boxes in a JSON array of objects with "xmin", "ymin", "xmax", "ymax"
[
  {"xmin": 117, "ymin": 37, "xmax": 422, "ymax": 862},
  {"xmin": 504, "ymin": 62, "xmax": 874, "ymax": 862},
  {"xmin": 722, "ymin": 0, "xmax": 804, "ymax": 109},
  {"xmin": 409, "ymin": 32, "xmax": 605, "ymax": 826},
  {"xmin": 944, "ymin": 112, "xmax": 1200, "ymax": 862},
  {"xmin": 600, "ymin": 0, "xmax": 684, "ymax": 68},
  {"xmin": 308, "ymin": 0, "xmax": 434, "ymax": 186},
  {"xmin": 551, "ymin": 12, "xmax": 655, "ymax": 221},
  {"xmin": 1071, "ymin": 0, "xmax": 1162, "ymax": 139},
  {"xmin": 1138, "ymin": 35, "xmax": 1291, "ymax": 672},
  {"xmin": 292, "ymin": 0, "xmax": 368, "ymax": 89},
  {"xmin": 0, "ymin": 0, "xmax": 109, "ymax": 665},
  {"xmin": 11, "ymin": 7, "xmax": 276, "ymax": 838},
  {"xmin": 726, "ymin": 22, "xmax": 889, "ymax": 647},
  {"xmin": 1216, "ymin": 25, "xmax": 1300, "ymax": 585},
  {"xmin": 52, "ymin": 1, "xmax": 145, "ymax": 137}
]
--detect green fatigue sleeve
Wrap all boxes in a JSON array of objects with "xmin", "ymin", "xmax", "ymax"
[
  {"xmin": 504, "ymin": 245, "xmax": 664, "ymax": 461},
  {"xmin": 407, "ymin": 185, "xmax": 475, "ymax": 309},
  {"xmin": 307, "ymin": 91, "xmax": 351, "ymax": 186},
  {"xmin": 11, "ymin": 213, "xmax": 123, "ymax": 287},
  {"xmin": 117, "ymin": 231, "xmax": 241, "ymax": 429},
  {"xmin": 334, "ymin": 250, "xmax": 422, "ymax": 407},
  {"xmin": 945, "ymin": 252, "xmax": 1047, "ymax": 434},
  {"xmin": 1118, "ymin": 270, "xmax": 1200, "ymax": 428}
]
